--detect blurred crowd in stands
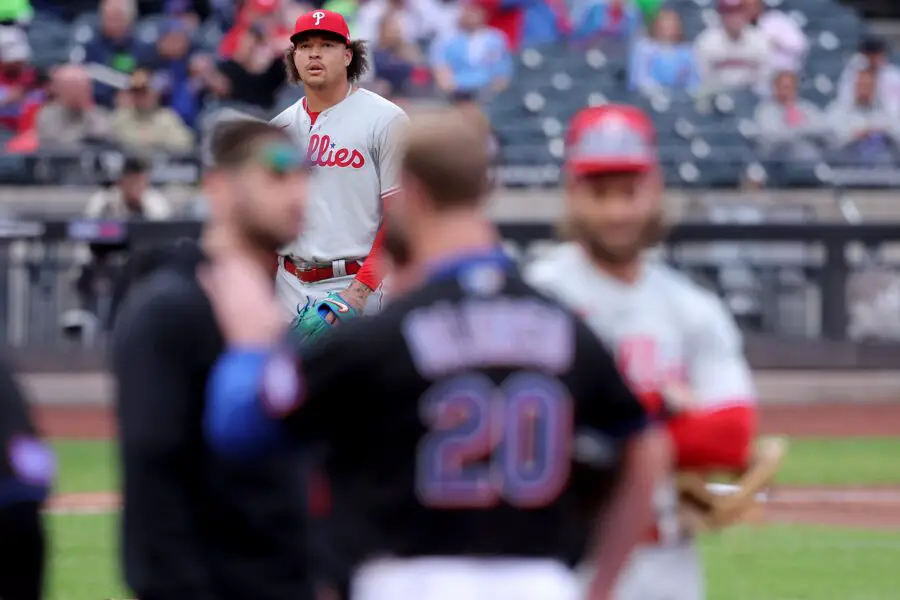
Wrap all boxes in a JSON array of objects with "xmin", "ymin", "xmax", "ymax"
[
  {"xmin": 0, "ymin": 0, "xmax": 896, "ymax": 341},
  {"xmin": 0, "ymin": 0, "xmax": 898, "ymax": 193}
]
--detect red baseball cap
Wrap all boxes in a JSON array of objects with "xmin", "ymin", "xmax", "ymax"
[
  {"xmin": 291, "ymin": 10, "xmax": 351, "ymax": 44},
  {"xmin": 718, "ymin": 0, "xmax": 743, "ymax": 12},
  {"xmin": 565, "ymin": 105, "xmax": 657, "ymax": 175}
]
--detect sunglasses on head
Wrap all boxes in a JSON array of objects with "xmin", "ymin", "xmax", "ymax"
[{"xmin": 259, "ymin": 142, "xmax": 307, "ymax": 174}]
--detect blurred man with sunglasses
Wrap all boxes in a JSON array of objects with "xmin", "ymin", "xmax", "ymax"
[{"xmin": 111, "ymin": 119, "xmax": 320, "ymax": 600}]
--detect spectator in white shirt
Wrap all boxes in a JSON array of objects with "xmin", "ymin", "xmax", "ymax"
[
  {"xmin": 84, "ymin": 156, "xmax": 174, "ymax": 220},
  {"xmin": 837, "ymin": 36, "xmax": 900, "ymax": 116},
  {"xmin": 826, "ymin": 68, "xmax": 900, "ymax": 165},
  {"xmin": 694, "ymin": 0, "xmax": 769, "ymax": 94},
  {"xmin": 354, "ymin": 0, "xmax": 445, "ymax": 46},
  {"xmin": 746, "ymin": 0, "xmax": 807, "ymax": 74},
  {"xmin": 74, "ymin": 156, "xmax": 174, "ymax": 328},
  {"xmin": 753, "ymin": 70, "xmax": 824, "ymax": 161}
]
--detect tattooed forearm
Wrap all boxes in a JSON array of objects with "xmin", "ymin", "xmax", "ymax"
[{"xmin": 343, "ymin": 280, "xmax": 373, "ymax": 309}]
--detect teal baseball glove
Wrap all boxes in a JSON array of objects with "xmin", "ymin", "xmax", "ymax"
[{"xmin": 290, "ymin": 292, "xmax": 360, "ymax": 343}]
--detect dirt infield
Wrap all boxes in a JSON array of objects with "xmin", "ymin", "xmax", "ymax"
[
  {"xmin": 38, "ymin": 402, "xmax": 900, "ymax": 530},
  {"xmin": 35, "ymin": 402, "xmax": 900, "ymax": 439},
  {"xmin": 35, "ymin": 406, "xmax": 114, "ymax": 439},
  {"xmin": 765, "ymin": 487, "xmax": 900, "ymax": 530},
  {"xmin": 45, "ymin": 487, "xmax": 900, "ymax": 530}
]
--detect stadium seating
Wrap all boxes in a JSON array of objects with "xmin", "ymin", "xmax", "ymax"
[{"xmin": 11, "ymin": 0, "xmax": 880, "ymax": 190}]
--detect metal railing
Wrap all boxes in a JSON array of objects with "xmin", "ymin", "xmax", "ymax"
[{"xmin": 3, "ymin": 218, "xmax": 900, "ymax": 370}]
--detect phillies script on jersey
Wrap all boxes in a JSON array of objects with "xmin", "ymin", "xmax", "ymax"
[{"xmin": 306, "ymin": 134, "xmax": 366, "ymax": 169}]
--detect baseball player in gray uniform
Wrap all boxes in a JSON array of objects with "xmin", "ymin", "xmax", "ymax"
[
  {"xmin": 271, "ymin": 9, "xmax": 407, "ymax": 341},
  {"xmin": 525, "ymin": 105, "xmax": 758, "ymax": 600}
]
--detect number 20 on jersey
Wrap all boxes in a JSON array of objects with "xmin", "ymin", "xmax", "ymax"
[{"xmin": 416, "ymin": 372, "xmax": 574, "ymax": 509}]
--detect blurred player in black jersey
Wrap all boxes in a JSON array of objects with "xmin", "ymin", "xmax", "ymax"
[
  {"xmin": 0, "ymin": 358, "xmax": 53, "ymax": 600},
  {"xmin": 200, "ymin": 109, "xmax": 670, "ymax": 600},
  {"xmin": 111, "ymin": 119, "xmax": 326, "ymax": 600}
]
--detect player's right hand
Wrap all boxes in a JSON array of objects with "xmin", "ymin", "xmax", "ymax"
[{"xmin": 198, "ymin": 255, "xmax": 285, "ymax": 347}]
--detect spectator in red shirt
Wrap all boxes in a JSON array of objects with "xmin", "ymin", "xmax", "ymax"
[
  {"xmin": 218, "ymin": 0, "xmax": 291, "ymax": 59},
  {"xmin": 474, "ymin": 0, "xmax": 569, "ymax": 50},
  {"xmin": 0, "ymin": 26, "xmax": 36, "ymax": 132}
]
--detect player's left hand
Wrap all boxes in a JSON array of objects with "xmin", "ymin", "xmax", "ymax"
[
  {"xmin": 290, "ymin": 291, "xmax": 360, "ymax": 343},
  {"xmin": 199, "ymin": 254, "xmax": 285, "ymax": 347}
]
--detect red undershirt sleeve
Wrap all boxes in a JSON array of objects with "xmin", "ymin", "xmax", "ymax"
[
  {"xmin": 355, "ymin": 191, "xmax": 398, "ymax": 291},
  {"xmin": 636, "ymin": 391, "xmax": 756, "ymax": 470},
  {"xmin": 667, "ymin": 404, "xmax": 756, "ymax": 470},
  {"xmin": 355, "ymin": 217, "xmax": 387, "ymax": 291},
  {"xmin": 670, "ymin": 293, "xmax": 758, "ymax": 471}
]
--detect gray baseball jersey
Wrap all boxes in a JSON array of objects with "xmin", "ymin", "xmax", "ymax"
[
  {"xmin": 271, "ymin": 88, "xmax": 407, "ymax": 262},
  {"xmin": 525, "ymin": 243, "xmax": 756, "ymax": 409}
]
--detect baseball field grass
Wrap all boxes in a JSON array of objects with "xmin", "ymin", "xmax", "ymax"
[{"xmin": 46, "ymin": 438, "xmax": 900, "ymax": 600}]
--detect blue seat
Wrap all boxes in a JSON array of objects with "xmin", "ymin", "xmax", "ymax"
[
  {"xmin": 687, "ymin": 162, "xmax": 742, "ymax": 187},
  {"xmin": 135, "ymin": 15, "xmax": 168, "ymax": 46},
  {"xmin": 516, "ymin": 46, "xmax": 573, "ymax": 75},
  {"xmin": 799, "ymin": 83, "xmax": 833, "ymax": 108},
  {"xmin": 194, "ymin": 18, "xmax": 224, "ymax": 52},
  {"xmin": 31, "ymin": 46, "xmax": 70, "ymax": 68},
  {"xmin": 780, "ymin": 160, "xmax": 824, "ymax": 187},
  {"xmin": 0, "ymin": 155, "xmax": 29, "ymax": 184},
  {"xmin": 70, "ymin": 12, "xmax": 99, "ymax": 48},
  {"xmin": 805, "ymin": 59, "xmax": 844, "ymax": 87},
  {"xmin": 712, "ymin": 89, "xmax": 760, "ymax": 118},
  {"xmin": 493, "ymin": 119, "xmax": 548, "ymax": 146},
  {"xmin": 498, "ymin": 143, "xmax": 557, "ymax": 166}
]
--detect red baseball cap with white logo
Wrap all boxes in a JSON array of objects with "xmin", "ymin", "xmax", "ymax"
[
  {"xmin": 291, "ymin": 9, "xmax": 352, "ymax": 44},
  {"xmin": 565, "ymin": 104, "xmax": 658, "ymax": 175}
]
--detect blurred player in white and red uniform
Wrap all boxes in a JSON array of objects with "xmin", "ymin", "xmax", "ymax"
[
  {"xmin": 271, "ymin": 9, "xmax": 407, "ymax": 327},
  {"xmin": 525, "ymin": 105, "xmax": 757, "ymax": 600}
]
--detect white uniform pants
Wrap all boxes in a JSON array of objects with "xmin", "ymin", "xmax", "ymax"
[
  {"xmin": 352, "ymin": 557, "xmax": 581, "ymax": 600},
  {"xmin": 578, "ymin": 541, "xmax": 704, "ymax": 600},
  {"xmin": 275, "ymin": 262, "xmax": 384, "ymax": 322}
]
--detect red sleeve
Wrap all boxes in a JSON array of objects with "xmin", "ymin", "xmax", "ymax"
[
  {"xmin": 355, "ymin": 192, "xmax": 397, "ymax": 291},
  {"xmin": 217, "ymin": 26, "xmax": 242, "ymax": 58},
  {"xmin": 355, "ymin": 221, "xmax": 386, "ymax": 291},
  {"xmin": 667, "ymin": 404, "xmax": 756, "ymax": 471}
]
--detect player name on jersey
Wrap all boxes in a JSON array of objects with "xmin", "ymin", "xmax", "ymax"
[{"xmin": 403, "ymin": 298, "xmax": 575, "ymax": 378}]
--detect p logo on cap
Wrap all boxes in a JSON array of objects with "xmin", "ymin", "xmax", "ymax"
[{"xmin": 291, "ymin": 9, "xmax": 352, "ymax": 44}]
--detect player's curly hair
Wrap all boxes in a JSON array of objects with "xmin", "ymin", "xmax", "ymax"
[{"xmin": 284, "ymin": 39, "xmax": 369, "ymax": 85}]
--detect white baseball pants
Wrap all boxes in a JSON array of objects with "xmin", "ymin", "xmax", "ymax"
[
  {"xmin": 351, "ymin": 557, "xmax": 581, "ymax": 600},
  {"xmin": 578, "ymin": 541, "xmax": 704, "ymax": 600},
  {"xmin": 275, "ymin": 263, "xmax": 383, "ymax": 322}
]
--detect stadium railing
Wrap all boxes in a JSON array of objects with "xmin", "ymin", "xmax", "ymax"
[
  {"xmin": 2, "ymin": 218, "xmax": 900, "ymax": 371},
  {"xmin": 7, "ymin": 148, "xmax": 900, "ymax": 190}
]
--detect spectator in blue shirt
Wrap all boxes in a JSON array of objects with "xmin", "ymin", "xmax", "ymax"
[
  {"xmin": 430, "ymin": 3, "xmax": 513, "ymax": 99},
  {"xmin": 571, "ymin": 0, "xmax": 642, "ymax": 45},
  {"xmin": 163, "ymin": 0, "xmax": 202, "ymax": 32},
  {"xmin": 81, "ymin": 0, "xmax": 142, "ymax": 107},
  {"xmin": 629, "ymin": 8, "xmax": 699, "ymax": 95},
  {"xmin": 139, "ymin": 19, "xmax": 202, "ymax": 127}
]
